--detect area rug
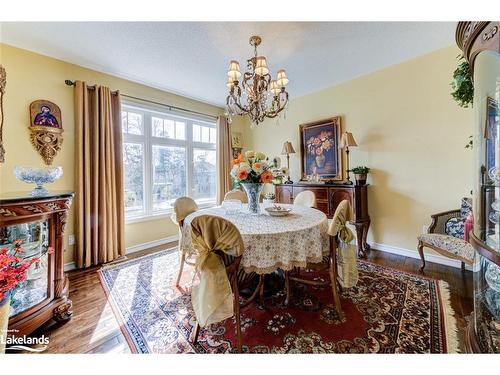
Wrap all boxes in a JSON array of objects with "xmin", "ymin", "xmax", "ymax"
[{"xmin": 98, "ymin": 249, "xmax": 459, "ymax": 353}]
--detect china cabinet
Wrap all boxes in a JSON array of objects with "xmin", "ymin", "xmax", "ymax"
[
  {"xmin": 456, "ymin": 21, "xmax": 500, "ymax": 353},
  {"xmin": 0, "ymin": 191, "xmax": 74, "ymax": 337}
]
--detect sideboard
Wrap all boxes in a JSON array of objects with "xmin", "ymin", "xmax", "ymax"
[
  {"xmin": 0, "ymin": 191, "xmax": 74, "ymax": 337},
  {"xmin": 275, "ymin": 183, "xmax": 370, "ymax": 257}
]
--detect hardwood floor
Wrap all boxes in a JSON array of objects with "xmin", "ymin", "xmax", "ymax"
[{"xmin": 30, "ymin": 246, "xmax": 473, "ymax": 354}]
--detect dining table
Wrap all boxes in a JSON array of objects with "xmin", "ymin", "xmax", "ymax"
[{"xmin": 179, "ymin": 203, "xmax": 330, "ymax": 275}]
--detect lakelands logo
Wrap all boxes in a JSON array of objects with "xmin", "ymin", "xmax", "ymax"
[{"xmin": 1, "ymin": 329, "xmax": 49, "ymax": 353}]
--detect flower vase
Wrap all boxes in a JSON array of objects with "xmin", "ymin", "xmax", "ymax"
[
  {"xmin": 315, "ymin": 154, "xmax": 326, "ymax": 168},
  {"xmin": 0, "ymin": 294, "xmax": 10, "ymax": 354},
  {"xmin": 241, "ymin": 183, "xmax": 264, "ymax": 215}
]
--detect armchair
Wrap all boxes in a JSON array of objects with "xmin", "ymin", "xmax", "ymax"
[{"xmin": 417, "ymin": 198, "xmax": 474, "ymax": 272}]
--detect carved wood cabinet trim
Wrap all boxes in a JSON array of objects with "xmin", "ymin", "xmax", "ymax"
[{"xmin": 456, "ymin": 21, "xmax": 500, "ymax": 71}]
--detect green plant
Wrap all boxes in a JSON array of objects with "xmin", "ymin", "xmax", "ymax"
[
  {"xmin": 351, "ymin": 166, "xmax": 370, "ymax": 174},
  {"xmin": 451, "ymin": 56, "xmax": 474, "ymax": 108}
]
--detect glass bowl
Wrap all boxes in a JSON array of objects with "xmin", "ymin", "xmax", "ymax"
[{"xmin": 13, "ymin": 166, "xmax": 63, "ymax": 196}]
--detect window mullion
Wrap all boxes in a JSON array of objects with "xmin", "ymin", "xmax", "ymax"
[
  {"xmin": 186, "ymin": 120, "xmax": 194, "ymax": 198},
  {"xmin": 144, "ymin": 112, "xmax": 153, "ymax": 217}
]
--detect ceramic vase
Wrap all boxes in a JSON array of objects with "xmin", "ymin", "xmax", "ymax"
[{"xmin": 241, "ymin": 183, "xmax": 264, "ymax": 215}]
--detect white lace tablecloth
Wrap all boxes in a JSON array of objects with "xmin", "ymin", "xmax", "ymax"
[{"xmin": 180, "ymin": 204, "xmax": 329, "ymax": 274}]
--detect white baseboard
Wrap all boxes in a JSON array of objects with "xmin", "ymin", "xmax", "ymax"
[
  {"xmin": 64, "ymin": 262, "xmax": 76, "ymax": 272},
  {"xmin": 63, "ymin": 235, "xmax": 179, "ymax": 272},
  {"xmin": 125, "ymin": 235, "xmax": 179, "ymax": 255},
  {"xmin": 370, "ymin": 241, "xmax": 472, "ymax": 270}
]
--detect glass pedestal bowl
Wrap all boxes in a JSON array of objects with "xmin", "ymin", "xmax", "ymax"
[{"xmin": 13, "ymin": 166, "xmax": 63, "ymax": 196}]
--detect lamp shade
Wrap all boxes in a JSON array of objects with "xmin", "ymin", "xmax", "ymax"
[
  {"xmin": 226, "ymin": 76, "xmax": 236, "ymax": 89},
  {"xmin": 281, "ymin": 141, "xmax": 296, "ymax": 155},
  {"xmin": 276, "ymin": 69, "xmax": 289, "ymax": 87},
  {"xmin": 340, "ymin": 132, "xmax": 358, "ymax": 148},
  {"xmin": 254, "ymin": 56, "xmax": 269, "ymax": 76},
  {"xmin": 269, "ymin": 80, "xmax": 280, "ymax": 96},
  {"xmin": 227, "ymin": 60, "xmax": 241, "ymax": 80}
]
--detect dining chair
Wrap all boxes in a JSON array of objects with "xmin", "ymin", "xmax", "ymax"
[
  {"xmin": 190, "ymin": 214, "xmax": 255, "ymax": 353},
  {"xmin": 224, "ymin": 189, "xmax": 248, "ymax": 203},
  {"xmin": 171, "ymin": 196, "xmax": 199, "ymax": 287},
  {"xmin": 293, "ymin": 190, "xmax": 316, "ymax": 208},
  {"xmin": 284, "ymin": 200, "xmax": 354, "ymax": 320}
]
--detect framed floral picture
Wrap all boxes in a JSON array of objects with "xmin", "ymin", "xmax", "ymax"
[{"xmin": 299, "ymin": 117, "xmax": 343, "ymax": 181}]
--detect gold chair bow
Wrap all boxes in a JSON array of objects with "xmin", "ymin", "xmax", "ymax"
[
  {"xmin": 190, "ymin": 215, "xmax": 245, "ymax": 327},
  {"xmin": 328, "ymin": 200, "xmax": 358, "ymax": 288},
  {"xmin": 328, "ymin": 200, "xmax": 354, "ymax": 244}
]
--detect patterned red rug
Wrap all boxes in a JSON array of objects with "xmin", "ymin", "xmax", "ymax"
[{"xmin": 98, "ymin": 249, "xmax": 459, "ymax": 353}]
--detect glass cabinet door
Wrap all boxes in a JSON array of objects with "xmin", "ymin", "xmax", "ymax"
[
  {"xmin": 0, "ymin": 220, "xmax": 50, "ymax": 317},
  {"xmin": 472, "ymin": 49, "xmax": 500, "ymax": 353}
]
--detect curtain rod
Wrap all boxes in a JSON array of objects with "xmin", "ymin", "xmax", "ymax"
[{"xmin": 64, "ymin": 80, "xmax": 219, "ymax": 120}]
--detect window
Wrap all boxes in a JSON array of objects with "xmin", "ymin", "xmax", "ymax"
[{"xmin": 122, "ymin": 104, "xmax": 217, "ymax": 220}]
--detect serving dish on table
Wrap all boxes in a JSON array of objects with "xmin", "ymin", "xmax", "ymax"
[{"xmin": 265, "ymin": 204, "xmax": 292, "ymax": 217}]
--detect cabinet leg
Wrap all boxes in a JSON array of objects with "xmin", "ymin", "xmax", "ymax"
[
  {"xmin": 355, "ymin": 224, "xmax": 365, "ymax": 258},
  {"xmin": 362, "ymin": 219, "xmax": 371, "ymax": 251},
  {"xmin": 53, "ymin": 299, "xmax": 73, "ymax": 322}
]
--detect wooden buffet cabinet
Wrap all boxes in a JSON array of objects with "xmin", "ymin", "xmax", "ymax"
[
  {"xmin": 0, "ymin": 191, "xmax": 74, "ymax": 337},
  {"xmin": 275, "ymin": 183, "xmax": 370, "ymax": 257}
]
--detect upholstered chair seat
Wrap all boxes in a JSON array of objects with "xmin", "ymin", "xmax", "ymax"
[
  {"xmin": 417, "ymin": 197, "xmax": 474, "ymax": 272},
  {"xmin": 417, "ymin": 233, "xmax": 474, "ymax": 264}
]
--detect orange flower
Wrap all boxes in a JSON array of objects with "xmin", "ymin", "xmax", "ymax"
[
  {"xmin": 236, "ymin": 169, "xmax": 249, "ymax": 181},
  {"xmin": 260, "ymin": 170, "xmax": 273, "ymax": 183},
  {"xmin": 231, "ymin": 153, "xmax": 244, "ymax": 166}
]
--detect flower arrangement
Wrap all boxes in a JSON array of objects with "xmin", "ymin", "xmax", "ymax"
[
  {"xmin": 0, "ymin": 240, "xmax": 46, "ymax": 302},
  {"xmin": 306, "ymin": 131, "xmax": 334, "ymax": 157},
  {"xmin": 230, "ymin": 150, "xmax": 273, "ymax": 184}
]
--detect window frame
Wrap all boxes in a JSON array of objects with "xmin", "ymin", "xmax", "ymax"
[{"xmin": 122, "ymin": 102, "xmax": 217, "ymax": 223}]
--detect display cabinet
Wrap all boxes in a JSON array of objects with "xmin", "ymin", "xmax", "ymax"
[
  {"xmin": 456, "ymin": 21, "xmax": 500, "ymax": 353},
  {"xmin": 0, "ymin": 191, "xmax": 74, "ymax": 337}
]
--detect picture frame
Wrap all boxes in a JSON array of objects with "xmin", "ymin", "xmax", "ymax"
[
  {"xmin": 231, "ymin": 132, "xmax": 242, "ymax": 148},
  {"xmin": 299, "ymin": 116, "xmax": 343, "ymax": 181}
]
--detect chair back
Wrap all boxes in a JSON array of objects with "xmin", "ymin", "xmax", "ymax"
[
  {"xmin": 294, "ymin": 190, "xmax": 316, "ymax": 208},
  {"xmin": 328, "ymin": 200, "xmax": 354, "ymax": 242},
  {"xmin": 190, "ymin": 215, "xmax": 245, "ymax": 327},
  {"xmin": 224, "ymin": 189, "xmax": 248, "ymax": 203},
  {"xmin": 172, "ymin": 196, "xmax": 198, "ymax": 227}
]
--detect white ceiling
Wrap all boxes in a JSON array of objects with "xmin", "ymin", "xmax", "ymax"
[{"xmin": 0, "ymin": 22, "xmax": 456, "ymax": 107}]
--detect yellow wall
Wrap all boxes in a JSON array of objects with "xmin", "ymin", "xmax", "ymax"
[
  {"xmin": 244, "ymin": 46, "xmax": 474, "ymax": 254},
  {"xmin": 0, "ymin": 43, "xmax": 246, "ymax": 265}
]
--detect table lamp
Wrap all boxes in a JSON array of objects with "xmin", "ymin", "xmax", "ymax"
[
  {"xmin": 340, "ymin": 132, "xmax": 358, "ymax": 184},
  {"xmin": 281, "ymin": 141, "xmax": 296, "ymax": 184}
]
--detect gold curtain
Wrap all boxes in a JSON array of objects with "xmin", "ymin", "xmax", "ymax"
[
  {"xmin": 216, "ymin": 116, "xmax": 232, "ymax": 204},
  {"xmin": 74, "ymin": 81, "xmax": 125, "ymax": 268}
]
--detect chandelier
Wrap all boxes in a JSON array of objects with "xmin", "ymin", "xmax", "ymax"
[{"xmin": 226, "ymin": 36, "xmax": 289, "ymax": 126}]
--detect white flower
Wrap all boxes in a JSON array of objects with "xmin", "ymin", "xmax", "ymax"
[
  {"xmin": 255, "ymin": 151, "xmax": 266, "ymax": 161},
  {"xmin": 245, "ymin": 150, "xmax": 255, "ymax": 158}
]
